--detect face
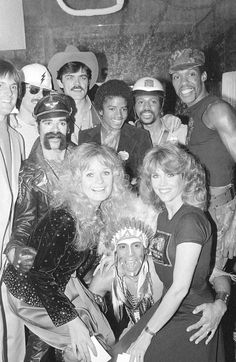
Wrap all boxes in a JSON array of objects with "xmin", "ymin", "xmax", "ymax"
[
  {"xmin": 172, "ymin": 67, "xmax": 206, "ymax": 106},
  {"xmin": 0, "ymin": 74, "xmax": 18, "ymax": 118},
  {"xmin": 58, "ymin": 69, "xmax": 89, "ymax": 101},
  {"xmin": 39, "ymin": 117, "xmax": 68, "ymax": 151},
  {"xmin": 117, "ymin": 238, "xmax": 145, "ymax": 277},
  {"xmin": 134, "ymin": 94, "xmax": 161, "ymax": 125},
  {"xmin": 21, "ymin": 84, "xmax": 50, "ymax": 121},
  {"xmin": 151, "ymin": 167, "xmax": 184, "ymax": 207},
  {"xmin": 81, "ymin": 158, "xmax": 113, "ymax": 206},
  {"xmin": 99, "ymin": 96, "xmax": 128, "ymax": 131}
]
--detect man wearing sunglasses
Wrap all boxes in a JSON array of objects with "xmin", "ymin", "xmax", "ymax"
[
  {"xmin": 10, "ymin": 63, "xmax": 52, "ymax": 157},
  {"xmin": 48, "ymin": 45, "xmax": 101, "ymax": 144}
]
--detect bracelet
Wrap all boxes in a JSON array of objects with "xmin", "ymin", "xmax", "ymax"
[
  {"xmin": 144, "ymin": 326, "xmax": 156, "ymax": 337},
  {"xmin": 215, "ymin": 292, "xmax": 230, "ymax": 306}
]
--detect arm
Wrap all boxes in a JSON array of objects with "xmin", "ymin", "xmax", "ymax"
[
  {"xmin": 29, "ymin": 209, "xmax": 97, "ymax": 360},
  {"xmin": 127, "ymin": 242, "xmax": 202, "ymax": 362},
  {"xmin": 205, "ymin": 102, "xmax": 236, "ymax": 258},
  {"xmin": 5, "ymin": 166, "xmax": 44, "ymax": 271}
]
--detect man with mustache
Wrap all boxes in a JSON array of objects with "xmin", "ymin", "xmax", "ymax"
[
  {"xmin": 5, "ymin": 91, "xmax": 75, "ymax": 361},
  {"xmin": 48, "ymin": 45, "xmax": 100, "ymax": 144},
  {"xmin": 10, "ymin": 63, "xmax": 52, "ymax": 157},
  {"xmin": 169, "ymin": 48, "xmax": 236, "ymax": 346},
  {"xmin": 132, "ymin": 77, "xmax": 187, "ymax": 145}
]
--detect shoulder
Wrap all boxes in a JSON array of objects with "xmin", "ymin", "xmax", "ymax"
[
  {"xmin": 176, "ymin": 205, "xmax": 211, "ymax": 242},
  {"xmin": 49, "ymin": 208, "xmax": 74, "ymax": 225},
  {"xmin": 123, "ymin": 123, "xmax": 151, "ymax": 138},
  {"xmin": 19, "ymin": 159, "xmax": 46, "ymax": 186},
  {"xmin": 8, "ymin": 125, "xmax": 23, "ymax": 144},
  {"xmin": 80, "ymin": 125, "xmax": 100, "ymax": 136},
  {"xmin": 204, "ymin": 97, "xmax": 236, "ymax": 129}
]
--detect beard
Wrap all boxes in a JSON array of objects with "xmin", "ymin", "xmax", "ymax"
[{"xmin": 43, "ymin": 132, "xmax": 67, "ymax": 150}]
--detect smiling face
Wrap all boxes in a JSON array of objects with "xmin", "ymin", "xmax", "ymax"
[
  {"xmin": 117, "ymin": 238, "xmax": 145, "ymax": 277},
  {"xmin": 172, "ymin": 67, "xmax": 207, "ymax": 107},
  {"xmin": 58, "ymin": 69, "xmax": 89, "ymax": 102},
  {"xmin": 151, "ymin": 167, "xmax": 184, "ymax": 209},
  {"xmin": 134, "ymin": 94, "xmax": 162, "ymax": 125},
  {"xmin": 99, "ymin": 96, "xmax": 128, "ymax": 131},
  {"xmin": 81, "ymin": 157, "xmax": 114, "ymax": 206},
  {"xmin": 39, "ymin": 117, "xmax": 68, "ymax": 151},
  {"xmin": 0, "ymin": 74, "xmax": 18, "ymax": 119}
]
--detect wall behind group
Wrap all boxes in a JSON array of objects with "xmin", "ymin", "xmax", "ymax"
[{"xmin": 0, "ymin": 0, "xmax": 235, "ymax": 89}]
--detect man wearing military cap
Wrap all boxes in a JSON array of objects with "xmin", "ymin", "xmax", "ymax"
[
  {"xmin": 5, "ymin": 91, "xmax": 76, "ymax": 361},
  {"xmin": 48, "ymin": 45, "xmax": 100, "ymax": 144},
  {"xmin": 169, "ymin": 47, "xmax": 236, "ymax": 345}
]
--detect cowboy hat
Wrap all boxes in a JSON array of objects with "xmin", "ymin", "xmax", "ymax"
[{"xmin": 48, "ymin": 45, "xmax": 99, "ymax": 91}]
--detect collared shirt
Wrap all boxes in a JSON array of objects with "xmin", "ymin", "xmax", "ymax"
[
  {"xmin": 71, "ymin": 96, "xmax": 95, "ymax": 144},
  {"xmin": 10, "ymin": 113, "xmax": 39, "ymax": 158}
]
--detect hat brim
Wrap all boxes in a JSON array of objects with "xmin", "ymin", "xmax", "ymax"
[
  {"xmin": 169, "ymin": 62, "xmax": 203, "ymax": 74},
  {"xmin": 48, "ymin": 51, "xmax": 99, "ymax": 92}
]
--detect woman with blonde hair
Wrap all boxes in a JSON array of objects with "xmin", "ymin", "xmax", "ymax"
[{"xmin": 3, "ymin": 142, "xmax": 131, "ymax": 362}]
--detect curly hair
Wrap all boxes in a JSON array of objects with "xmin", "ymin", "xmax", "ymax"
[
  {"xmin": 139, "ymin": 142, "xmax": 207, "ymax": 211},
  {"xmin": 51, "ymin": 142, "xmax": 131, "ymax": 250},
  {"xmin": 94, "ymin": 79, "xmax": 133, "ymax": 113}
]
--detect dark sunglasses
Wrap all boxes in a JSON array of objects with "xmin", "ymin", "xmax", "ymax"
[{"xmin": 24, "ymin": 83, "xmax": 51, "ymax": 97}]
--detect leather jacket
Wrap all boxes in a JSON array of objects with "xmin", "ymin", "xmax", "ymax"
[{"xmin": 5, "ymin": 137, "xmax": 75, "ymax": 254}]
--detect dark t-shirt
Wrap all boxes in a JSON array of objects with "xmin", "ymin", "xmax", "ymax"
[{"xmin": 151, "ymin": 204, "xmax": 213, "ymax": 305}]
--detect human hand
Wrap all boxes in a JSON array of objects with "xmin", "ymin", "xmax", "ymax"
[
  {"xmin": 223, "ymin": 226, "xmax": 236, "ymax": 259},
  {"xmin": 162, "ymin": 114, "xmax": 181, "ymax": 132},
  {"xmin": 127, "ymin": 330, "xmax": 152, "ymax": 362},
  {"xmin": 94, "ymin": 255, "xmax": 114, "ymax": 275},
  {"xmin": 12, "ymin": 246, "xmax": 37, "ymax": 273},
  {"xmin": 186, "ymin": 300, "xmax": 227, "ymax": 345},
  {"xmin": 67, "ymin": 317, "xmax": 97, "ymax": 361},
  {"xmin": 89, "ymin": 260, "xmax": 115, "ymax": 296}
]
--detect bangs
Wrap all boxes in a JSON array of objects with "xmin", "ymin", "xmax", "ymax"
[
  {"xmin": 147, "ymin": 149, "xmax": 184, "ymax": 175},
  {"xmin": 73, "ymin": 144, "xmax": 122, "ymax": 173},
  {"xmin": 82, "ymin": 155, "xmax": 114, "ymax": 172}
]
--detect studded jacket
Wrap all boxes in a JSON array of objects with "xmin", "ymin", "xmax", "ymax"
[{"xmin": 4, "ymin": 208, "xmax": 100, "ymax": 326}]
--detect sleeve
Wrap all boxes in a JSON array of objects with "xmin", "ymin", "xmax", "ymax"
[
  {"xmin": 5, "ymin": 166, "xmax": 46, "ymax": 253},
  {"xmin": 174, "ymin": 211, "xmax": 210, "ymax": 247},
  {"xmin": 28, "ymin": 209, "xmax": 78, "ymax": 326}
]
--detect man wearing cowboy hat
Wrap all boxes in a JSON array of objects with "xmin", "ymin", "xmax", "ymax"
[{"xmin": 48, "ymin": 45, "xmax": 100, "ymax": 144}]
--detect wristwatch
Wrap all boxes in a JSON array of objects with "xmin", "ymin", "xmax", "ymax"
[{"xmin": 215, "ymin": 292, "xmax": 230, "ymax": 306}]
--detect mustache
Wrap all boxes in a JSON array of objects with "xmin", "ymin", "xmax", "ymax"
[
  {"xmin": 31, "ymin": 98, "xmax": 41, "ymax": 103},
  {"xmin": 45, "ymin": 132, "xmax": 64, "ymax": 139},
  {"xmin": 140, "ymin": 110, "xmax": 155, "ymax": 117},
  {"xmin": 71, "ymin": 86, "xmax": 84, "ymax": 91}
]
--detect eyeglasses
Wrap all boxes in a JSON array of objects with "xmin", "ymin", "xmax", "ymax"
[{"xmin": 24, "ymin": 83, "xmax": 51, "ymax": 97}]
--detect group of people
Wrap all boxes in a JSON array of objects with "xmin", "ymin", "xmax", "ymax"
[{"xmin": 0, "ymin": 44, "xmax": 236, "ymax": 362}]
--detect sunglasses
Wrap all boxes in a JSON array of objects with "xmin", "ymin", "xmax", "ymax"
[{"xmin": 24, "ymin": 83, "xmax": 51, "ymax": 97}]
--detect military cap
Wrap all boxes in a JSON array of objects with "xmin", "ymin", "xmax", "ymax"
[
  {"xmin": 169, "ymin": 48, "xmax": 205, "ymax": 74},
  {"xmin": 33, "ymin": 91, "xmax": 73, "ymax": 120}
]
